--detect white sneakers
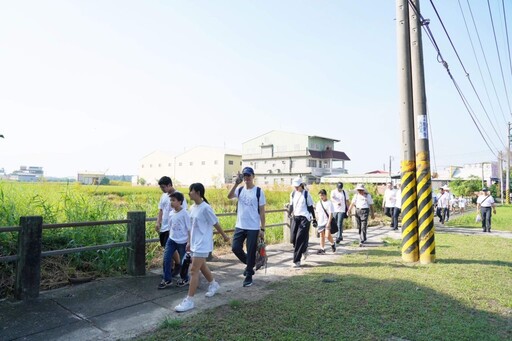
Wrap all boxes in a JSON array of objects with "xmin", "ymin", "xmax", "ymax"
[
  {"xmin": 174, "ymin": 281, "xmax": 220, "ymax": 312},
  {"xmin": 175, "ymin": 297, "xmax": 194, "ymax": 312},
  {"xmin": 205, "ymin": 281, "xmax": 220, "ymax": 297}
]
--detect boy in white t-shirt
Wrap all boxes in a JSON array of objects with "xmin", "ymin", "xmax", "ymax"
[
  {"xmin": 315, "ymin": 189, "xmax": 336, "ymax": 254},
  {"xmin": 158, "ymin": 192, "xmax": 190, "ymax": 289}
]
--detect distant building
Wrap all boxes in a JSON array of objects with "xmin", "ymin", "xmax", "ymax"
[
  {"xmin": 138, "ymin": 147, "xmax": 242, "ymax": 187},
  {"xmin": 436, "ymin": 162, "xmax": 498, "ymax": 186},
  {"xmin": 242, "ymin": 130, "xmax": 350, "ymax": 185},
  {"xmin": 77, "ymin": 172, "xmax": 106, "ymax": 185},
  {"xmin": 8, "ymin": 166, "xmax": 43, "ymax": 182}
]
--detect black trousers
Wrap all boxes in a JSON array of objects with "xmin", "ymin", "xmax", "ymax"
[{"xmin": 292, "ymin": 216, "xmax": 310, "ymax": 263}]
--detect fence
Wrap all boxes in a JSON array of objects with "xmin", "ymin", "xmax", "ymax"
[{"xmin": 0, "ymin": 209, "xmax": 289, "ymax": 300}]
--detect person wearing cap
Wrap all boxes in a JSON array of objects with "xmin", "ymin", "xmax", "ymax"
[
  {"xmin": 476, "ymin": 188, "xmax": 496, "ymax": 232},
  {"xmin": 347, "ymin": 184, "xmax": 375, "ymax": 246},
  {"xmin": 289, "ymin": 177, "xmax": 317, "ymax": 267},
  {"xmin": 330, "ymin": 182, "xmax": 349, "ymax": 244},
  {"xmin": 228, "ymin": 166, "xmax": 266, "ymax": 287},
  {"xmin": 435, "ymin": 186, "xmax": 450, "ymax": 224}
]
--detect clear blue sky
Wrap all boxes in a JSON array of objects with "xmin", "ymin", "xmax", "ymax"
[{"xmin": 1, "ymin": 1, "xmax": 510, "ymax": 177}]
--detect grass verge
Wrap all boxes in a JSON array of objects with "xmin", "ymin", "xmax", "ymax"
[
  {"xmin": 446, "ymin": 205, "xmax": 512, "ymax": 232},
  {"xmin": 142, "ymin": 234, "xmax": 512, "ymax": 341}
]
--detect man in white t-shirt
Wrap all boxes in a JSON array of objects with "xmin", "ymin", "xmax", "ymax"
[
  {"xmin": 228, "ymin": 167, "xmax": 266, "ymax": 287},
  {"xmin": 330, "ymin": 182, "xmax": 349, "ymax": 244},
  {"xmin": 476, "ymin": 188, "xmax": 496, "ymax": 232},
  {"xmin": 347, "ymin": 184, "xmax": 375, "ymax": 246},
  {"xmin": 435, "ymin": 186, "xmax": 449, "ymax": 224},
  {"xmin": 157, "ymin": 176, "xmax": 187, "ymax": 276}
]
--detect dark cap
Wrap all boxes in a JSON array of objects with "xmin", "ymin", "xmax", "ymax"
[
  {"xmin": 482, "ymin": 187, "xmax": 489, "ymax": 192},
  {"xmin": 242, "ymin": 167, "xmax": 254, "ymax": 176},
  {"xmin": 337, "ymin": 182, "xmax": 344, "ymax": 189}
]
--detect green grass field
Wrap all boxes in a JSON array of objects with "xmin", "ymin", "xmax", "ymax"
[
  {"xmin": 143, "ymin": 233, "xmax": 512, "ymax": 341},
  {"xmin": 446, "ymin": 205, "xmax": 512, "ymax": 232}
]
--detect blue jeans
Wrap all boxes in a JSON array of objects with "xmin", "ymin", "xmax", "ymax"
[
  {"xmin": 232, "ymin": 228, "xmax": 260, "ymax": 276},
  {"xmin": 163, "ymin": 238, "xmax": 186, "ymax": 282},
  {"xmin": 480, "ymin": 207, "xmax": 492, "ymax": 231},
  {"xmin": 333, "ymin": 212, "xmax": 345, "ymax": 240},
  {"xmin": 392, "ymin": 208, "xmax": 401, "ymax": 229}
]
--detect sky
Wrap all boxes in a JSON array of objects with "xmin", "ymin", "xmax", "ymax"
[{"xmin": 1, "ymin": 0, "xmax": 511, "ymax": 178}]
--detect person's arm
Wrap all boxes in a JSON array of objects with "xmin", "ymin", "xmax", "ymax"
[
  {"xmin": 214, "ymin": 222, "xmax": 230, "ymax": 242},
  {"xmin": 370, "ymin": 204, "xmax": 375, "ymax": 219},
  {"xmin": 156, "ymin": 209, "xmax": 163, "ymax": 233},
  {"xmin": 259, "ymin": 205, "xmax": 266, "ymax": 238}
]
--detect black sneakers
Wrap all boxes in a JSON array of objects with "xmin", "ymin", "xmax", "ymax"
[
  {"xmin": 331, "ymin": 244, "xmax": 336, "ymax": 253},
  {"xmin": 243, "ymin": 275, "xmax": 253, "ymax": 287}
]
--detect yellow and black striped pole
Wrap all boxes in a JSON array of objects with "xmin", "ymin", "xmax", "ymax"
[
  {"xmin": 401, "ymin": 161, "xmax": 419, "ymax": 262},
  {"xmin": 416, "ymin": 153, "xmax": 435, "ymax": 263},
  {"xmin": 410, "ymin": 0, "xmax": 435, "ymax": 263},
  {"xmin": 397, "ymin": 0, "xmax": 419, "ymax": 262}
]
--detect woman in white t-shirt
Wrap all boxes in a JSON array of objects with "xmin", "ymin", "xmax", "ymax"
[
  {"xmin": 315, "ymin": 189, "xmax": 336, "ymax": 254},
  {"xmin": 174, "ymin": 183, "xmax": 230, "ymax": 313}
]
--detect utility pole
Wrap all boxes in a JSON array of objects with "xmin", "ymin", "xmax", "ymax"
[
  {"xmin": 410, "ymin": 0, "xmax": 434, "ymax": 264},
  {"xmin": 389, "ymin": 156, "xmax": 394, "ymax": 183},
  {"xmin": 397, "ymin": 0, "xmax": 419, "ymax": 263},
  {"xmin": 481, "ymin": 162, "xmax": 485, "ymax": 189},
  {"xmin": 498, "ymin": 151, "xmax": 503, "ymax": 204},
  {"xmin": 507, "ymin": 122, "xmax": 511, "ymax": 204}
]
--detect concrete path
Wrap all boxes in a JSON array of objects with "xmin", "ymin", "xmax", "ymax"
[{"xmin": 1, "ymin": 223, "xmax": 509, "ymax": 340}]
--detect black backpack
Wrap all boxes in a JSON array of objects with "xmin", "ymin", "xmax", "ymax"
[{"xmin": 288, "ymin": 190, "xmax": 316, "ymax": 220}]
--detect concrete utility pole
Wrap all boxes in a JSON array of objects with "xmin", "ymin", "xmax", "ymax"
[
  {"xmin": 410, "ymin": 0, "xmax": 435, "ymax": 264},
  {"xmin": 498, "ymin": 151, "xmax": 504, "ymax": 204},
  {"xmin": 507, "ymin": 122, "xmax": 511, "ymax": 204},
  {"xmin": 397, "ymin": 0, "xmax": 419, "ymax": 263}
]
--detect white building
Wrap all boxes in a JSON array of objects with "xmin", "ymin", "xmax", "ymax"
[
  {"xmin": 77, "ymin": 172, "xmax": 106, "ymax": 185},
  {"xmin": 436, "ymin": 162, "xmax": 498, "ymax": 185},
  {"xmin": 242, "ymin": 131, "xmax": 350, "ymax": 185},
  {"xmin": 138, "ymin": 147, "xmax": 242, "ymax": 187}
]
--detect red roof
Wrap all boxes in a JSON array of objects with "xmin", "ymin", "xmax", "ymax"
[{"xmin": 309, "ymin": 150, "xmax": 350, "ymax": 161}]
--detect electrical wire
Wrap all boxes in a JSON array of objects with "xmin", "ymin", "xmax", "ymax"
[
  {"xmin": 503, "ymin": 0, "xmax": 512, "ymax": 98},
  {"xmin": 408, "ymin": 0, "xmax": 498, "ymax": 159},
  {"xmin": 429, "ymin": 0, "xmax": 505, "ymax": 149},
  {"xmin": 486, "ymin": 0, "xmax": 512, "ymax": 117}
]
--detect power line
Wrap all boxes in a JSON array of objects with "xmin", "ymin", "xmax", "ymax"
[
  {"xmin": 458, "ymin": 0, "xmax": 503, "ymax": 142},
  {"xmin": 486, "ymin": 0, "xmax": 512, "ymax": 117},
  {"xmin": 408, "ymin": 0, "xmax": 498, "ymax": 159},
  {"xmin": 502, "ymin": 0, "xmax": 512, "ymax": 101},
  {"xmin": 466, "ymin": 0, "xmax": 508, "ymax": 125},
  {"xmin": 427, "ymin": 0, "xmax": 505, "ymax": 149}
]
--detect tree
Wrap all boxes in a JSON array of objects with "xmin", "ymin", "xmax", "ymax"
[
  {"xmin": 100, "ymin": 177, "xmax": 110, "ymax": 185},
  {"xmin": 448, "ymin": 177, "xmax": 482, "ymax": 196},
  {"xmin": 138, "ymin": 178, "xmax": 146, "ymax": 186}
]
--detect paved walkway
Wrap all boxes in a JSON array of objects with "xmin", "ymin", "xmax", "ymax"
[{"xmin": 1, "ymin": 224, "xmax": 510, "ymax": 340}]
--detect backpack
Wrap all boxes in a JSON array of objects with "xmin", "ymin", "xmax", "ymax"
[
  {"xmin": 237, "ymin": 186, "xmax": 262, "ymax": 215},
  {"xmin": 288, "ymin": 190, "xmax": 316, "ymax": 219}
]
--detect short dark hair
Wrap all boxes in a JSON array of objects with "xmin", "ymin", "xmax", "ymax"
[
  {"xmin": 318, "ymin": 189, "xmax": 327, "ymax": 195},
  {"xmin": 169, "ymin": 191, "xmax": 184, "ymax": 204},
  {"xmin": 158, "ymin": 176, "xmax": 172, "ymax": 186}
]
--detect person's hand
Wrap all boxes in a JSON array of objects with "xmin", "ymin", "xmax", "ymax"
[
  {"xmin": 186, "ymin": 242, "xmax": 191, "ymax": 252},
  {"xmin": 493, "ymin": 209, "xmax": 497, "ymax": 214},
  {"xmin": 155, "ymin": 223, "xmax": 160, "ymax": 233},
  {"xmin": 259, "ymin": 230, "xmax": 265, "ymax": 239},
  {"xmin": 235, "ymin": 171, "xmax": 243, "ymax": 185}
]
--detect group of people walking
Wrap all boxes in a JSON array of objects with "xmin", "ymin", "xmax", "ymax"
[{"xmin": 155, "ymin": 170, "xmax": 403, "ymax": 312}]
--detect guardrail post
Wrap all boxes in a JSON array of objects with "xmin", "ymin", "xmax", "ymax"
[
  {"xmin": 15, "ymin": 216, "xmax": 43, "ymax": 300},
  {"xmin": 127, "ymin": 211, "xmax": 146, "ymax": 276},
  {"xmin": 283, "ymin": 206, "xmax": 293, "ymax": 244}
]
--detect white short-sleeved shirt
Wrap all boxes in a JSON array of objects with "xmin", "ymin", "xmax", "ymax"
[
  {"xmin": 351, "ymin": 193, "xmax": 374, "ymax": 209},
  {"xmin": 158, "ymin": 193, "xmax": 171, "ymax": 232},
  {"xmin": 383, "ymin": 188, "xmax": 397, "ymax": 208},
  {"xmin": 330, "ymin": 189, "xmax": 348, "ymax": 213},
  {"xmin": 394, "ymin": 190, "xmax": 402, "ymax": 208},
  {"xmin": 436, "ymin": 192, "xmax": 449, "ymax": 208},
  {"xmin": 169, "ymin": 208, "xmax": 191, "ymax": 244},
  {"xmin": 458, "ymin": 198, "xmax": 467, "ymax": 207},
  {"xmin": 316, "ymin": 200, "xmax": 334, "ymax": 226},
  {"xmin": 290, "ymin": 190, "xmax": 315, "ymax": 220},
  {"xmin": 234, "ymin": 186, "xmax": 266, "ymax": 230},
  {"xmin": 477, "ymin": 194, "xmax": 495, "ymax": 208},
  {"xmin": 159, "ymin": 191, "xmax": 188, "ymax": 233},
  {"xmin": 189, "ymin": 201, "xmax": 219, "ymax": 253}
]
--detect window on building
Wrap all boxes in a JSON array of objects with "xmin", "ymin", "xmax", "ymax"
[
  {"xmin": 228, "ymin": 160, "xmax": 234, "ymax": 165},
  {"xmin": 158, "ymin": 163, "xmax": 161, "ymax": 167},
  {"xmin": 150, "ymin": 164, "xmax": 152, "ymax": 168},
  {"xmin": 141, "ymin": 164, "xmax": 145, "ymax": 168},
  {"xmin": 202, "ymin": 161, "xmax": 206, "ymax": 165},
  {"xmin": 308, "ymin": 160, "xmax": 317, "ymax": 167}
]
